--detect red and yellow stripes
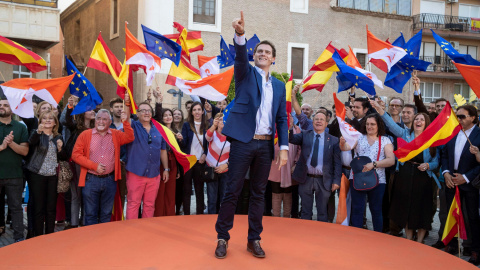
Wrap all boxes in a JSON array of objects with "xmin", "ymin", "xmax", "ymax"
[
  {"xmin": 394, "ymin": 102, "xmax": 461, "ymax": 162},
  {"xmin": 285, "ymin": 73, "xmax": 293, "ymax": 127},
  {"xmin": 164, "ymin": 24, "xmax": 204, "ymax": 54},
  {"xmin": 309, "ymin": 42, "xmax": 348, "ymax": 72},
  {"xmin": 86, "ymin": 33, "xmax": 123, "ymax": 79},
  {"xmin": 0, "ymin": 35, "xmax": 47, "ymax": 73},
  {"xmin": 166, "ymin": 56, "xmax": 201, "ymax": 85},
  {"xmin": 442, "ymin": 186, "xmax": 467, "ymax": 245},
  {"xmin": 302, "ymin": 71, "xmax": 333, "ymax": 93},
  {"xmin": 152, "ymin": 119, "xmax": 197, "ymax": 173}
]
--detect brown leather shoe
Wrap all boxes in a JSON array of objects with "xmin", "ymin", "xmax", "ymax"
[
  {"xmin": 247, "ymin": 240, "xmax": 265, "ymax": 258},
  {"xmin": 468, "ymin": 251, "xmax": 480, "ymax": 266},
  {"xmin": 444, "ymin": 245, "xmax": 459, "ymax": 255},
  {"xmin": 215, "ymin": 239, "xmax": 228, "ymax": 259}
]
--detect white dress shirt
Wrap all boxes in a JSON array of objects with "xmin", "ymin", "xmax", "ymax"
[
  {"xmin": 442, "ymin": 125, "xmax": 474, "ymax": 183},
  {"xmin": 234, "ymin": 33, "xmax": 288, "ymax": 151}
]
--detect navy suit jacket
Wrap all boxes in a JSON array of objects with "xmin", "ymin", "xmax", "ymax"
[
  {"xmin": 441, "ymin": 125, "xmax": 480, "ymax": 192},
  {"xmin": 289, "ymin": 129, "xmax": 342, "ymax": 189},
  {"xmin": 222, "ymin": 38, "xmax": 288, "ymax": 160}
]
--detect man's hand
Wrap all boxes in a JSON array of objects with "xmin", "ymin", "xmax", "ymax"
[
  {"xmin": 163, "ymin": 170, "xmax": 170, "ymax": 183},
  {"xmin": 0, "ymin": 140, "xmax": 7, "ymax": 151},
  {"xmin": 345, "ymin": 106, "xmax": 354, "ymax": 120},
  {"xmin": 412, "ymin": 74, "xmax": 420, "ymax": 91},
  {"xmin": 215, "ymin": 163, "xmax": 228, "ymax": 173},
  {"xmin": 124, "ymin": 91, "xmax": 131, "ymax": 106},
  {"xmin": 292, "ymin": 85, "xmax": 300, "ymax": 99},
  {"xmin": 4, "ymin": 131, "xmax": 14, "ymax": 145},
  {"xmin": 68, "ymin": 95, "xmax": 78, "ymax": 107},
  {"xmin": 276, "ymin": 149, "xmax": 288, "ymax": 170},
  {"xmin": 120, "ymin": 110, "xmax": 128, "ymax": 122},
  {"xmin": 452, "ymin": 173, "xmax": 467, "ymax": 186},
  {"xmin": 232, "ymin": 11, "xmax": 245, "ymax": 34},
  {"xmin": 444, "ymin": 172, "xmax": 455, "ymax": 188},
  {"xmin": 153, "ymin": 87, "xmax": 163, "ymax": 103},
  {"xmin": 331, "ymin": 184, "xmax": 340, "ymax": 192},
  {"xmin": 96, "ymin": 163, "xmax": 106, "ymax": 174}
]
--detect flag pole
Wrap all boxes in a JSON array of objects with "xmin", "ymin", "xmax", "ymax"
[
  {"xmin": 83, "ymin": 66, "xmax": 88, "ymax": 76},
  {"xmin": 0, "ymin": 70, "xmax": 6, "ymax": 82},
  {"xmin": 462, "ymin": 129, "xmax": 473, "ymax": 147},
  {"xmin": 458, "ymin": 221, "xmax": 461, "ymax": 258}
]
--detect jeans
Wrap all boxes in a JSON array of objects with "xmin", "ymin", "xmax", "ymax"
[
  {"xmin": 0, "ymin": 178, "xmax": 24, "ymax": 240},
  {"xmin": 206, "ymin": 172, "xmax": 228, "ymax": 214},
  {"xmin": 350, "ymin": 183, "xmax": 386, "ymax": 232},
  {"xmin": 82, "ymin": 174, "xmax": 117, "ymax": 226},
  {"xmin": 216, "ymin": 139, "xmax": 273, "ymax": 241},
  {"xmin": 28, "ymin": 173, "xmax": 57, "ymax": 236}
]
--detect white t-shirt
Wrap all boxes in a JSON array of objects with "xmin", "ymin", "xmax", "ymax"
[{"xmin": 190, "ymin": 121, "xmax": 204, "ymax": 159}]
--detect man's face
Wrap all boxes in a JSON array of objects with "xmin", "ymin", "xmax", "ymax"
[
  {"xmin": 95, "ymin": 112, "xmax": 111, "ymax": 132},
  {"xmin": 253, "ymin": 44, "xmax": 275, "ymax": 69},
  {"xmin": 138, "ymin": 104, "xmax": 152, "ymax": 123},
  {"xmin": 301, "ymin": 105, "xmax": 313, "ymax": 118},
  {"xmin": 401, "ymin": 107, "xmax": 415, "ymax": 125},
  {"xmin": 436, "ymin": 101, "xmax": 447, "ymax": 114},
  {"xmin": 110, "ymin": 102, "xmax": 123, "ymax": 118},
  {"xmin": 388, "ymin": 99, "xmax": 403, "ymax": 116},
  {"xmin": 312, "ymin": 113, "xmax": 327, "ymax": 133},
  {"xmin": 0, "ymin": 100, "xmax": 12, "ymax": 117},
  {"xmin": 457, "ymin": 108, "xmax": 475, "ymax": 129},
  {"xmin": 428, "ymin": 103, "xmax": 435, "ymax": 113},
  {"xmin": 352, "ymin": 101, "xmax": 367, "ymax": 119}
]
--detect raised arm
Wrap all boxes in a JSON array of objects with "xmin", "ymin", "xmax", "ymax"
[
  {"xmin": 152, "ymin": 87, "xmax": 163, "ymax": 123},
  {"xmin": 233, "ymin": 11, "xmax": 249, "ymax": 83},
  {"xmin": 370, "ymin": 99, "xmax": 405, "ymax": 138}
]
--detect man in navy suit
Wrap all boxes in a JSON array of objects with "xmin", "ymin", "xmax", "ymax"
[
  {"xmin": 289, "ymin": 111, "xmax": 342, "ymax": 221},
  {"xmin": 441, "ymin": 104, "xmax": 480, "ymax": 266},
  {"xmin": 215, "ymin": 11, "xmax": 288, "ymax": 259}
]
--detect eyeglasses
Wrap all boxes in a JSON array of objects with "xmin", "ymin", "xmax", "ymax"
[
  {"xmin": 148, "ymin": 134, "xmax": 152, "ymax": 144},
  {"xmin": 457, "ymin": 114, "xmax": 467, "ymax": 120},
  {"xmin": 138, "ymin": 109, "xmax": 152, "ymax": 114}
]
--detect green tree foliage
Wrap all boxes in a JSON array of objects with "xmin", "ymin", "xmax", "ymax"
[{"xmin": 225, "ymin": 72, "xmax": 303, "ymax": 105}]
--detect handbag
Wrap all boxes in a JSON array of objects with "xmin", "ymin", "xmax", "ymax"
[
  {"xmin": 194, "ymin": 130, "xmax": 214, "ymax": 182},
  {"xmin": 351, "ymin": 136, "xmax": 381, "ymax": 191},
  {"xmin": 57, "ymin": 160, "xmax": 73, "ymax": 193},
  {"xmin": 208, "ymin": 141, "xmax": 228, "ymax": 183}
]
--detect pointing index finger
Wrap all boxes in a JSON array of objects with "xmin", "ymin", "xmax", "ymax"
[{"xmin": 240, "ymin": 11, "xmax": 244, "ymax": 22}]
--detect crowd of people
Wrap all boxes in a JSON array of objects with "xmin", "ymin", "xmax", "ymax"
[{"xmin": 0, "ymin": 71, "xmax": 479, "ymax": 264}]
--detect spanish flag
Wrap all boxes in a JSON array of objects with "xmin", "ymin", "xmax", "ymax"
[
  {"xmin": 117, "ymin": 58, "xmax": 137, "ymax": 114},
  {"xmin": 164, "ymin": 23, "xmax": 204, "ymax": 55},
  {"xmin": 442, "ymin": 186, "xmax": 467, "ymax": 245},
  {"xmin": 394, "ymin": 101, "xmax": 461, "ymax": 163},
  {"xmin": 110, "ymin": 183, "xmax": 124, "ymax": 221},
  {"xmin": 285, "ymin": 73, "xmax": 293, "ymax": 127},
  {"xmin": 0, "ymin": 35, "xmax": 47, "ymax": 73},
  {"xmin": 152, "ymin": 119, "xmax": 197, "ymax": 173},
  {"xmin": 302, "ymin": 71, "xmax": 333, "ymax": 93},
  {"xmin": 86, "ymin": 33, "xmax": 122, "ymax": 80},
  {"xmin": 309, "ymin": 42, "xmax": 348, "ymax": 72},
  {"xmin": 454, "ymin": 61, "xmax": 480, "ymax": 99},
  {"xmin": 165, "ymin": 55, "xmax": 201, "ymax": 86}
]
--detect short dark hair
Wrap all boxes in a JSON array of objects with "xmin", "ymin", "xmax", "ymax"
[
  {"xmin": 403, "ymin": 104, "xmax": 417, "ymax": 114},
  {"xmin": 457, "ymin": 104, "xmax": 479, "ymax": 124},
  {"xmin": 389, "ymin": 97, "xmax": 405, "ymax": 106},
  {"xmin": 326, "ymin": 109, "xmax": 332, "ymax": 118},
  {"xmin": 360, "ymin": 113, "xmax": 386, "ymax": 136},
  {"xmin": 435, "ymin": 98, "xmax": 447, "ymax": 104},
  {"xmin": 313, "ymin": 111, "xmax": 328, "ymax": 120},
  {"xmin": 185, "ymin": 100, "xmax": 194, "ymax": 109},
  {"xmin": 354, "ymin": 97, "xmax": 371, "ymax": 110},
  {"xmin": 109, "ymin": 97, "xmax": 123, "ymax": 108},
  {"xmin": 254, "ymin": 40, "xmax": 276, "ymax": 58},
  {"xmin": 137, "ymin": 102, "xmax": 154, "ymax": 113}
]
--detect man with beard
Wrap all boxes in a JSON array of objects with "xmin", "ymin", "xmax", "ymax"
[{"xmin": 0, "ymin": 98, "xmax": 29, "ymax": 242}]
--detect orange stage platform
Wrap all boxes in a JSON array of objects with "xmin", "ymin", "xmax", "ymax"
[{"xmin": 0, "ymin": 215, "xmax": 475, "ymax": 269}]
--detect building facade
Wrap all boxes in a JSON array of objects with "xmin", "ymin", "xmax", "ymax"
[
  {"xmin": 0, "ymin": 0, "xmax": 61, "ymax": 83},
  {"xmin": 60, "ymin": 0, "xmax": 479, "ymax": 111}
]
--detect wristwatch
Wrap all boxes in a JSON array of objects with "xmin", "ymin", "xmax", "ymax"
[
  {"xmin": 373, "ymin": 162, "xmax": 377, "ymax": 168},
  {"xmin": 164, "ymin": 168, "xmax": 170, "ymax": 172}
]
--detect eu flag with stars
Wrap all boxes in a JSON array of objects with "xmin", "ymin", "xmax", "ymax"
[
  {"xmin": 223, "ymin": 98, "xmax": 234, "ymax": 124},
  {"xmin": 246, "ymin": 34, "xmax": 260, "ymax": 61},
  {"xmin": 142, "ymin": 24, "xmax": 182, "ymax": 66},
  {"xmin": 431, "ymin": 29, "xmax": 480, "ymax": 66},
  {"xmin": 332, "ymin": 50, "xmax": 376, "ymax": 96},
  {"xmin": 385, "ymin": 30, "xmax": 431, "ymax": 93},
  {"xmin": 391, "ymin": 32, "xmax": 406, "ymax": 47},
  {"xmin": 217, "ymin": 35, "xmax": 235, "ymax": 68},
  {"xmin": 65, "ymin": 56, "xmax": 103, "ymax": 115}
]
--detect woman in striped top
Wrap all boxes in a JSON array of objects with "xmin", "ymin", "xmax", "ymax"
[{"xmin": 205, "ymin": 114, "xmax": 230, "ymax": 214}]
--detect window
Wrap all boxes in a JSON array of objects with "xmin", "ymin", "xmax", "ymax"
[
  {"xmin": 290, "ymin": 0, "xmax": 308, "ymax": 14},
  {"xmin": 420, "ymin": 42, "xmax": 441, "ymax": 71},
  {"xmin": 419, "ymin": 82, "xmax": 442, "ymax": 103},
  {"xmin": 459, "ymin": 4, "xmax": 480, "ymax": 18},
  {"xmin": 337, "ymin": 0, "xmax": 411, "ymax": 16},
  {"xmin": 459, "ymin": 45, "xmax": 477, "ymax": 60},
  {"xmin": 287, "ymin": 43, "xmax": 309, "ymax": 81},
  {"xmin": 13, "ymin": 65, "xmax": 32, "ymax": 79},
  {"xmin": 454, "ymin": 83, "xmax": 471, "ymax": 103},
  {"xmin": 353, "ymin": 48, "xmax": 370, "ymax": 70},
  {"xmin": 110, "ymin": 0, "xmax": 119, "ymax": 39},
  {"xmin": 189, "ymin": 0, "xmax": 222, "ymax": 32},
  {"xmin": 420, "ymin": 0, "xmax": 445, "ymax": 23}
]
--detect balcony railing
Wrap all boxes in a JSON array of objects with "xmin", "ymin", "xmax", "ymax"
[
  {"xmin": 0, "ymin": 0, "xmax": 57, "ymax": 8},
  {"xmin": 419, "ymin": 56, "xmax": 458, "ymax": 73},
  {"xmin": 412, "ymin": 13, "xmax": 480, "ymax": 33}
]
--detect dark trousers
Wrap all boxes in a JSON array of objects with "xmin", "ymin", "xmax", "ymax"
[
  {"xmin": 437, "ymin": 181, "xmax": 448, "ymax": 239},
  {"xmin": 176, "ymin": 166, "xmax": 184, "ymax": 215},
  {"xmin": 183, "ymin": 163, "xmax": 204, "ymax": 215},
  {"xmin": 351, "ymin": 183, "xmax": 386, "ymax": 232},
  {"xmin": 28, "ymin": 173, "xmax": 57, "ymax": 236},
  {"xmin": 216, "ymin": 139, "xmax": 273, "ymax": 241},
  {"xmin": 0, "ymin": 178, "xmax": 24, "ymax": 240},
  {"xmin": 291, "ymin": 185, "xmax": 299, "ymax": 218},
  {"xmin": 299, "ymin": 176, "xmax": 331, "ymax": 222},
  {"xmin": 445, "ymin": 186, "xmax": 480, "ymax": 252}
]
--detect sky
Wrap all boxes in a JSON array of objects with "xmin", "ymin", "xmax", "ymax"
[{"xmin": 58, "ymin": 0, "xmax": 76, "ymax": 11}]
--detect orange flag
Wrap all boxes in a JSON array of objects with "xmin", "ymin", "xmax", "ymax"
[
  {"xmin": 336, "ymin": 174, "xmax": 350, "ymax": 226},
  {"xmin": 454, "ymin": 61, "xmax": 480, "ymax": 99}
]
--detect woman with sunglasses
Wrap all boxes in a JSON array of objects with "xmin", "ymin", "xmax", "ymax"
[
  {"xmin": 371, "ymin": 100, "xmax": 439, "ymax": 243},
  {"xmin": 124, "ymin": 96, "xmax": 170, "ymax": 220}
]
